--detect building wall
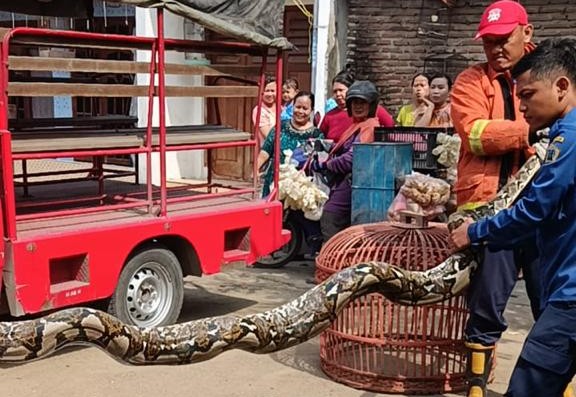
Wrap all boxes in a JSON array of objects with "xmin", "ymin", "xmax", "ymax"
[
  {"xmin": 135, "ymin": 8, "xmax": 206, "ymax": 183},
  {"xmin": 345, "ymin": 0, "xmax": 576, "ymax": 116}
]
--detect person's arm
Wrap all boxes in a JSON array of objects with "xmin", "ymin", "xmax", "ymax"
[
  {"xmin": 413, "ymin": 98, "xmax": 435, "ymax": 127},
  {"xmin": 451, "ymin": 67, "xmax": 530, "ymax": 156},
  {"xmin": 257, "ymin": 127, "xmax": 275, "ymax": 169},
  {"xmin": 453, "ymin": 134, "xmax": 576, "ymax": 249},
  {"xmin": 325, "ymin": 135, "xmax": 356, "ymax": 174},
  {"xmin": 256, "ymin": 150, "xmax": 271, "ymax": 171}
]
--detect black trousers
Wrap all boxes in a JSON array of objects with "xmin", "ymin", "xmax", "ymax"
[
  {"xmin": 320, "ymin": 210, "xmax": 350, "ymax": 244},
  {"xmin": 465, "ymin": 243, "xmax": 541, "ymax": 346}
]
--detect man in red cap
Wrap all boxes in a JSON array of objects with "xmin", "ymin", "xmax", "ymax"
[{"xmin": 450, "ymin": 2, "xmax": 572, "ymax": 396}]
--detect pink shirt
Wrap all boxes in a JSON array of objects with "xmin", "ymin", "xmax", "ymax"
[
  {"xmin": 319, "ymin": 105, "xmax": 394, "ymax": 142},
  {"xmin": 252, "ymin": 105, "xmax": 276, "ymax": 130}
]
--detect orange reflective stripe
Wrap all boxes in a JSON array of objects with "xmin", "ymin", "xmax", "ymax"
[{"xmin": 469, "ymin": 119, "xmax": 490, "ymax": 155}]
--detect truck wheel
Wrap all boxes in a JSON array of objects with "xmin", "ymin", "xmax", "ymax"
[
  {"xmin": 254, "ymin": 216, "xmax": 302, "ymax": 268},
  {"xmin": 108, "ymin": 247, "xmax": 184, "ymax": 327}
]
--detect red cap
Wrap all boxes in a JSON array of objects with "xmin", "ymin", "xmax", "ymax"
[{"xmin": 475, "ymin": 1, "xmax": 528, "ymax": 40}]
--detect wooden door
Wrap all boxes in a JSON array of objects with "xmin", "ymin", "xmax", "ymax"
[
  {"xmin": 205, "ymin": 51, "xmax": 264, "ymax": 180},
  {"xmin": 282, "ymin": 6, "xmax": 312, "ymax": 91},
  {"xmin": 207, "ymin": 5, "xmax": 312, "ymax": 180}
]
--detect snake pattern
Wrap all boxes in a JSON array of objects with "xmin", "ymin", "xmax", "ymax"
[{"xmin": 0, "ymin": 151, "xmax": 543, "ymax": 365}]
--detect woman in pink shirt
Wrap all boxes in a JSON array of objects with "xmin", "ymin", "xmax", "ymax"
[
  {"xmin": 252, "ymin": 76, "xmax": 277, "ymax": 142},
  {"xmin": 319, "ymin": 72, "xmax": 394, "ymax": 142}
]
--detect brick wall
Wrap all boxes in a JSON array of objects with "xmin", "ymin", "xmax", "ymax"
[{"xmin": 345, "ymin": 0, "xmax": 576, "ymax": 116}]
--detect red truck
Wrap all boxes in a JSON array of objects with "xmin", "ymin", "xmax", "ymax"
[{"xmin": 0, "ymin": 8, "xmax": 289, "ymax": 326}]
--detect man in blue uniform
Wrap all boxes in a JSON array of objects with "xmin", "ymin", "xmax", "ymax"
[{"xmin": 451, "ymin": 37, "xmax": 576, "ymax": 397}]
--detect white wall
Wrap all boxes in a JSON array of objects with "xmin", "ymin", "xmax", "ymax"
[
  {"xmin": 135, "ymin": 8, "xmax": 206, "ymax": 185},
  {"xmin": 311, "ymin": 0, "xmax": 349, "ymax": 118},
  {"xmin": 311, "ymin": 0, "xmax": 332, "ymax": 116}
]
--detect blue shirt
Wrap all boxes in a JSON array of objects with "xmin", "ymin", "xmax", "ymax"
[
  {"xmin": 280, "ymin": 103, "xmax": 293, "ymax": 121},
  {"xmin": 469, "ymin": 108, "xmax": 576, "ymax": 306}
]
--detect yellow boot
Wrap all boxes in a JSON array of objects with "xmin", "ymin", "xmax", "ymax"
[
  {"xmin": 465, "ymin": 342, "xmax": 495, "ymax": 397},
  {"xmin": 564, "ymin": 384, "xmax": 575, "ymax": 397}
]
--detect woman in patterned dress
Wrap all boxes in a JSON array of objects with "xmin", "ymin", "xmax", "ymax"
[{"xmin": 257, "ymin": 91, "xmax": 323, "ymax": 198}]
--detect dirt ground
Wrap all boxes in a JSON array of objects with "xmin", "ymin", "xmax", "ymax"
[{"xmin": 0, "ymin": 260, "xmax": 543, "ymax": 397}]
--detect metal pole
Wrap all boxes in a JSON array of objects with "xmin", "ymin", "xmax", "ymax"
[
  {"xmin": 157, "ymin": 8, "xmax": 167, "ymax": 216},
  {"xmin": 270, "ymin": 50, "xmax": 283, "ymax": 200}
]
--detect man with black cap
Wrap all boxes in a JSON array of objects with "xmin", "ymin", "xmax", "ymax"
[{"xmin": 450, "ymin": 2, "xmax": 571, "ymax": 396}]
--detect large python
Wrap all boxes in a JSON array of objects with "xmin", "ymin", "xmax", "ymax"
[{"xmin": 0, "ymin": 149, "xmax": 544, "ymax": 365}]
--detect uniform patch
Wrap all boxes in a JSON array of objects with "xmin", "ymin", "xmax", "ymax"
[
  {"xmin": 553, "ymin": 136, "xmax": 565, "ymax": 144},
  {"xmin": 545, "ymin": 144, "xmax": 561, "ymax": 163}
]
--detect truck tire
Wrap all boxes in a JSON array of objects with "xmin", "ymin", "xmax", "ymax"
[
  {"xmin": 254, "ymin": 216, "xmax": 302, "ymax": 268},
  {"xmin": 108, "ymin": 247, "xmax": 184, "ymax": 327}
]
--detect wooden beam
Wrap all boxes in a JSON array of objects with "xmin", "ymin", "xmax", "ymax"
[
  {"xmin": 9, "ymin": 36, "xmax": 265, "ymax": 56},
  {"xmin": 165, "ymin": 86, "xmax": 258, "ymax": 97},
  {"xmin": 8, "ymin": 56, "xmax": 262, "ymax": 76},
  {"xmin": 8, "ymin": 83, "xmax": 259, "ymax": 98}
]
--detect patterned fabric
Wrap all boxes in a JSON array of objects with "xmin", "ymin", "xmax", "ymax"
[{"xmin": 260, "ymin": 120, "xmax": 323, "ymax": 197}]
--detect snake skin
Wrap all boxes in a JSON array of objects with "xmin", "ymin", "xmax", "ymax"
[{"xmin": 0, "ymin": 153, "xmax": 542, "ymax": 365}]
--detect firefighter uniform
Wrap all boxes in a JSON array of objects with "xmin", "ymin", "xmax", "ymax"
[{"xmin": 450, "ymin": 42, "xmax": 541, "ymax": 396}]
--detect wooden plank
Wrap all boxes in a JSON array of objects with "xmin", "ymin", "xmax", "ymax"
[
  {"xmin": 9, "ymin": 36, "xmax": 265, "ymax": 56},
  {"xmin": 9, "ymin": 116, "xmax": 138, "ymax": 130},
  {"xmin": 8, "ymin": 83, "xmax": 259, "ymax": 98},
  {"xmin": 8, "ymin": 56, "xmax": 262, "ymax": 76},
  {"xmin": 10, "ymin": 36, "xmax": 149, "ymax": 52},
  {"xmin": 11, "ymin": 135, "xmax": 143, "ymax": 153},
  {"xmin": 8, "ymin": 83, "xmax": 148, "ymax": 97},
  {"xmin": 152, "ymin": 131, "xmax": 251, "ymax": 146},
  {"xmin": 165, "ymin": 86, "xmax": 258, "ymax": 97},
  {"xmin": 11, "ymin": 130, "xmax": 250, "ymax": 153}
]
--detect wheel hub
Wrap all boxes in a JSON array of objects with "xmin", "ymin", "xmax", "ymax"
[{"xmin": 126, "ymin": 267, "xmax": 170, "ymax": 323}]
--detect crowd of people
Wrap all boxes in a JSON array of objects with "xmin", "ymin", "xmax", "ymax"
[
  {"xmin": 251, "ymin": 65, "xmax": 454, "ymax": 252},
  {"xmin": 252, "ymin": 1, "xmax": 576, "ymax": 396},
  {"xmin": 253, "ymin": 72, "xmax": 397, "ymax": 253}
]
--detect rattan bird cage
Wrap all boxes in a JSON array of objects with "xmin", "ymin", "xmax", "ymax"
[{"xmin": 315, "ymin": 217, "xmax": 468, "ymax": 394}]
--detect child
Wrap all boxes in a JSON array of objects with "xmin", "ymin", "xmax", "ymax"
[
  {"xmin": 450, "ymin": 38, "xmax": 576, "ymax": 397},
  {"xmin": 280, "ymin": 78, "xmax": 299, "ymax": 121}
]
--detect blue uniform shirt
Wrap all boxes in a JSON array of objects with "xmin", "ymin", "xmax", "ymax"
[{"xmin": 468, "ymin": 108, "xmax": 576, "ymax": 307}]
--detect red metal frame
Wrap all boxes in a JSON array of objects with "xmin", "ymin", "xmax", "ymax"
[{"xmin": 0, "ymin": 11, "xmax": 289, "ymax": 317}]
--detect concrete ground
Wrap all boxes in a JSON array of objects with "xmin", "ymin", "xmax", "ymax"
[{"xmin": 0, "ymin": 259, "xmax": 544, "ymax": 397}]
